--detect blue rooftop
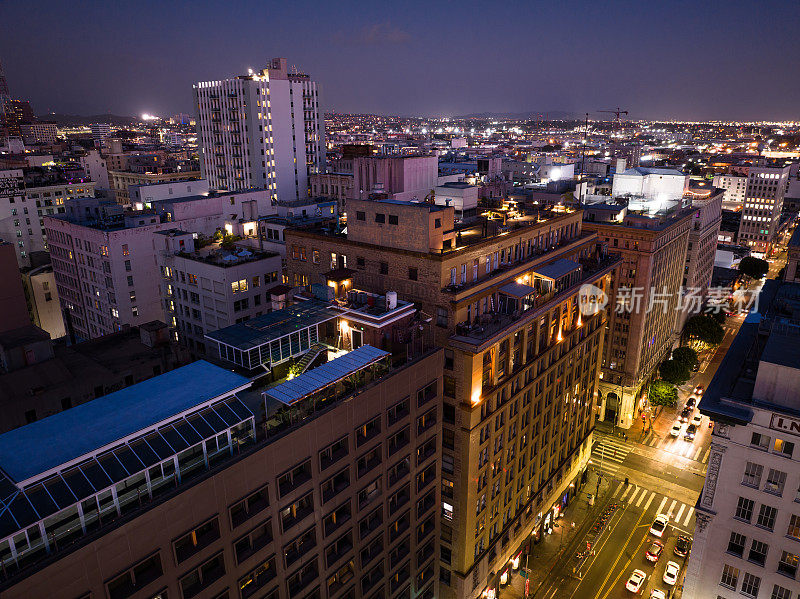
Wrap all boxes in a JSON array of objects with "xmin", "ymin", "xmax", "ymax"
[{"xmin": 0, "ymin": 361, "xmax": 250, "ymax": 483}]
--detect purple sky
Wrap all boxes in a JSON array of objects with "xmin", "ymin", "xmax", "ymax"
[{"xmin": 2, "ymin": 0, "xmax": 799, "ymax": 121}]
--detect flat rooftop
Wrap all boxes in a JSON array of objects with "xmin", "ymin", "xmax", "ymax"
[
  {"xmin": 0, "ymin": 361, "xmax": 250, "ymax": 483},
  {"xmin": 206, "ymin": 300, "xmax": 340, "ymax": 351}
]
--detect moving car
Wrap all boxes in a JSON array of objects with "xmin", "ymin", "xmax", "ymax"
[
  {"xmin": 694, "ymin": 385, "xmax": 704, "ymax": 395},
  {"xmin": 669, "ymin": 422, "xmax": 682, "ymax": 437},
  {"xmin": 649, "ymin": 591, "xmax": 666, "ymax": 599},
  {"xmin": 679, "ymin": 407, "xmax": 692, "ymax": 423},
  {"xmin": 649, "ymin": 514, "xmax": 669, "ymax": 538},
  {"xmin": 663, "ymin": 561, "xmax": 680, "ymax": 586},
  {"xmin": 691, "ymin": 413, "xmax": 703, "ymax": 426},
  {"xmin": 645, "ymin": 541, "xmax": 664, "ymax": 563},
  {"xmin": 685, "ymin": 424, "xmax": 697, "ymax": 441},
  {"xmin": 686, "ymin": 396, "xmax": 696, "ymax": 408},
  {"xmin": 626, "ymin": 569, "xmax": 647, "ymax": 593},
  {"xmin": 674, "ymin": 535, "xmax": 692, "ymax": 557}
]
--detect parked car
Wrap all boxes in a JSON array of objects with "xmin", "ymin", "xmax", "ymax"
[
  {"xmin": 645, "ymin": 541, "xmax": 664, "ymax": 563},
  {"xmin": 663, "ymin": 561, "xmax": 680, "ymax": 586},
  {"xmin": 691, "ymin": 413, "xmax": 703, "ymax": 426},
  {"xmin": 686, "ymin": 396, "xmax": 696, "ymax": 408},
  {"xmin": 674, "ymin": 535, "xmax": 692, "ymax": 557},
  {"xmin": 694, "ymin": 385, "xmax": 704, "ymax": 395},
  {"xmin": 669, "ymin": 422, "xmax": 682, "ymax": 437},
  {"xmin": 679, "ymin": 407, "xmax": 692, "ymax": 423},
  {"xmin": 685, "ymin": 424, "xmax": 697, "ymax": 441},
  {"xmin": 649, "ymin": 514, "xmax": 669, "ymax": 538},
  {"xmin": 626, "ymin": 569, "xmax": 647, "ymax": 593},
  {"xmin": 649, "ymin": 590, "xmax": 666, "ymax": 599}
]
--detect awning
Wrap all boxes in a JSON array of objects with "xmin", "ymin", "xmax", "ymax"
[
  {"xmin": 500, "ymin": 282, "xmax": 537, "ymax": 299},
  {"xmin": 265, "ymin": 345, "xmax": 389, "ymax": 405}
]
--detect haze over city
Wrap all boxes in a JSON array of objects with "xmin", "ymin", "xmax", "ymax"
[{"xmin": 2, "ymin": 0, "xmax": 799, "ymax": 120}]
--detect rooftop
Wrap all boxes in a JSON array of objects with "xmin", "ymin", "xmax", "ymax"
[
  {"xmin": 206, "ymin": 299, "xmax": 340, "ymax": 351},
  {"xmin": 0, "ymin": 360, "xmax": 250, "ymax": 484}
]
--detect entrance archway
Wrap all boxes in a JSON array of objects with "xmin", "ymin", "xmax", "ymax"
[{"xmin": 604, "ymin": 392, "xmax": 619, "ymax": 423}]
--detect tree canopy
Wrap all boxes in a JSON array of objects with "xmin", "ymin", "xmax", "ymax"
[
  {"xmin": 659, "ymin": 359, "xmax": 690, "ymax": 385},
  {"xmin": 684, "ymin": 314, "xmax": 724, "ymax": 345},
  {"xmin": 649, "ymin": 380, "xmax": 678, "ymax": 407},
  {"xmin": 738, "ymin": 256, "xmax": 769, "ymax": 279},
  {"xmin": 672, "ymin": 346, "xmax": 699, "ymax": 371}
]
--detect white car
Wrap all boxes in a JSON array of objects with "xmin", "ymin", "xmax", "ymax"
[
  {"xmin": 691, "ymin": 413, "xmax": 703, "ymax": 426},
  {"xmin": 663, "ymin": 561, "xmax": 680, "ymax": 586},
  {"xmin": 626, "ymin": 569, "xmax": 647, "ymax": 593},
  {"xmin": 669, "ymin": 422, "xmax": 682, "ymax": 437},
  {"xmin": 649, "ymin": 514, "xmax": 669, "ymax": 538},
  {"xmin": 649, "ymin": 590, "xmax": 666, "ymax": 599}
]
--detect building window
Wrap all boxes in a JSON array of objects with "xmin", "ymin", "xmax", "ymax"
[
  {"xmin": 735, "ymin": 497, "xmax": 755, "ymax": 522},
  {"xmin": 756, "ymin": 504, "xmax": 777, "ymax": 531},
  {"xmin": 771, "ymin": 584, "xmax": 792, "ymax": 599},
  {"xmin": 356, "ymin": 211, "xmax": 365, "ymax": 221},
  {"xmin": 312, "ymin": 249, "xmax": 320, "ymax": 264},
  {"xmin": 122, "ymin": 244, "xmax": 129, "ymax": 256},
  {"xmin": 238, "ymin": 555, "xmax": 276, "ymax": 599},
  {"xmin": 787, "ymin": 514, "xmax": 800, "ymax": 541},
  {"xmin": 778, "ymin": 551, "xmax": 799, "ymax": 578},
  {"xmin": 379, "ymin": 262, "xmax": 388, "ymax": 275},
  {"xmin": 179, "ymin": 552, "xmax": 226, "ymax": 599},
  {"xmin": 720, "ymin": 564, "xmax": 739, "ymax": 590},
  {"xmin": 277, "ymin": 459, "xmax": 313, "ymax": 498},
  {"xmin": 173, "ymin": 517, "xmax": 221, "ymax": 564},
  {"xmin": 764, "ymin": 468, "xmax": 787, "ymax": 496},
  {"xmin": 741, "ymin": 572, "xmax": 761, "ymax": 598},
  {"xmin": 233, "ymin": 519, "xmax": 273, "ymax": 564},
  {"xmin": 230, "ymin": 484, "xmax": 270, "ymax": 529},
  {"xmin": 106, "ymin": 553, "xmax": 164, "ymax": 599},
  {"xmin": 727, "ymin": 531, "xmax": 746, "ymax": 557},
  {"xmin": 748, "ymin": 539, "xmax": 769, "ymax": 566},
  {"xmin": 375, "ymin": 213, "xmax": 385, "ymax": 224},
  {"xmin": 742, "ymin": 462, "xmax": 763, "ymax": 488},
  {"xmin": 408, "ymin": 267, "xmax": 418, "ymax": 281},
  {"xmin": 436, "ymin": 307, "xmax": 447, "ymax": 327},
  {"xmin": 774, "ymin": 438, "xmax": 795, "ymax": 458},
  {"xmin": 320, "ymin": 437, "xmax": 349, "ymax": 471},
  {"xmin": 388, "ymin": 214, "xmax": 398, "ymax": 225},
  {"xmin": 751, "ymin": 432, "xmax": 770, "ymax": 450}
]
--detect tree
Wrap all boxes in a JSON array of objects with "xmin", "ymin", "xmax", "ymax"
[
  {"xmin": 738, "ymin": 256, "xmax": 769, "ymax": 279},
  {"xmin": 659, "ymin": 359, "xmax": 690, "ymax": 385},
  {"xmin": 672, "ymin": 346, "xmax": 699, "ymax": 371},
  {"xmin": 684, "ymin": 314, "xmax": 724, "ymax": 345},
  {"xmin": 649, "ymin": 381, "xmax": 678, "ymax": 408}
]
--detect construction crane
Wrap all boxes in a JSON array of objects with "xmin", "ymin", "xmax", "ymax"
[{"xmin": 598, "ymin": 107, "xmax": 629, "ymax": 128}]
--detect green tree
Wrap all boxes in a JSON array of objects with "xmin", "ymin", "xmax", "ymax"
[
  {"xmin": 684, "ymin": 314, "xmax": 724, "ymax": 345},
  {"xmin": 672, "ymin": 346, "xmax": 699, "ymax": 371},
  {"xmin": 649, "ymin": 380, "xmax": 678, "ymax": 407},
  {"xmin": 659, "ymin": 359, "xmax": 690, "ymax": 385},
  {"xmin": 738, "ymin": 256, "xmax": 769, "ymax": 279}
]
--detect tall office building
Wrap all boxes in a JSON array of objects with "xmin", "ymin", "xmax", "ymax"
[
  {"xmin": 737, "ymin": 163, "xmax": 791, "ymax": 256},
  {"xmin": 194, "ymin": 58, "xmax": 325, "ymax": 201},
  {"xmin": 712, "ymin": 173, "xmax": 748, "ymax": 211},
  {"xmin": 90, "ymin": 122, "xmax": 111, "ymax": 147},
  {"xmin": 284, "ymin": 199, "xmax": 619, "ymax": 599},
  {"xmin": 684, "ymin": 280, "xmax": 800, "ymax": 599},
  {"xmin": 0, "ymin": 59, "xmax": 10, "ymax": 102}
]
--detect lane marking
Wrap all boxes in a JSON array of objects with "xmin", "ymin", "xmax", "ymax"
[
  {"xmin": 595, "ymin": 508, "xmax": 651, "ymax": 599},
  {"xmin": 667, "ymin": 499, "xmax": 677, "ymax": 517},
  {"xmin": 613, "ymin": 484, "xmax": 623, "ymax": 498},
  {"xmin": 635, "ymin": 489, "xmax": 648, "ymax": 508},
  {"xmin": 656, "ymin": 496, "xmax": 668, "ymax": 515},
  {"xmin": 683, "ymin": 507, "xmax": 694, "ymax": 527},
  {"xmin": 675, "ymin": 504, "xmax": 686, "ymax": 523},
  {"xmin": 642, "ymin": 492, "xmax": 655, "ymax": 512},
  {"xmin": 702, "ymin": 448, "xmax": 710, "ymax": 463},
  {"xmin": 620, "ymin": 485, "xmax": 633, "ymax": 501},
  {"xmin": 693, "ymin": 446, "xmax": 703, "ymax": 461}
]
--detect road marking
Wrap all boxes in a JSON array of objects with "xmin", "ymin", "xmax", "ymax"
[
  {"xmin": 648, "ymin": 437, "xmax": 659, "ymax": 447},
  {"xmin": 642, "ymin": 492, "xmax": 655, "ymax": 512},
  {"xmin": 620, "ymin": 485, "xmax": 633, "ymax": 501},
  {"xmin": 656, "ymin": 496, "xmax": 668, "ymax": 515},
  {"xmin": 702, "ymin": 448, "xmax": 711, "ymax": 463},
  {"xmin": 683, "ymin": 444, "xmax": 696, "ymax": 458},
  {"xmin": 693, "ymin": 446, "xmax": 703, "ymax": 461},
  {"xmin": 667, "ymin": 499, "xmax": 677, "ymax": 517},
  {"xmin": 595, "ymin": 507, "xmax": 651, "ymax": 599},
  {"xmin": 637, "ymin": 489, "xmax": 652, "ymax": 508},
  {"xmin": 613, "ymin": 484, "xmax": 623, "ymax": 498},
  {"xmin": 675, "ymin": 504, "xmax": 686, "ymax": 523},
  {"xmin": 683, "ymin": 507, "xmax": 694, "ymax": 527}
]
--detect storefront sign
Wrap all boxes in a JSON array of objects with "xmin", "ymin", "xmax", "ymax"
[{"xmin": 770, "ymin": 414, "xmax": 800, "ymax": 437}]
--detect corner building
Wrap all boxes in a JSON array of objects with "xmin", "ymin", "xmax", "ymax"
[{"xmin": 284, "ymin": 199, "xmax": 619, "ymax": 599}]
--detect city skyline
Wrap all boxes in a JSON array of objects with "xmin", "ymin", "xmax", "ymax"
[{"xmin": 1, "ymin": 0, "xmax": 799, "ymax": 121}]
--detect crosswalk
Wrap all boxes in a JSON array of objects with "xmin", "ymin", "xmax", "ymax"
[
  {"xmin": 614, "ymin": 483, "xmax": 696, "ymax": 529},
  {"xmin": 640, "ymin": 432, "xmax": 711, "ymax": 463},
  {"xmin": 591, "ymin": 437, "xmax": 633, "ymax": 477}
]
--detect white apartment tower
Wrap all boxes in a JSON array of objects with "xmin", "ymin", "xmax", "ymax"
[
  {"xmin": 194, "ymin": 57, "xmax": 324, "ymax": 202},
  {"xmin": 737, "ymin": 164, "xmax": 791, "ymax": 256}
]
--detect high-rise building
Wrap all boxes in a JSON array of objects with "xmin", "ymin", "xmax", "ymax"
[
  {"xmin": 19, "ymin": 121, "xmax": 58, "ymax": 145},
  {"xmin": 737, "ymin": 163, "xmax": 791, "ymax": 257},
  {"xmin": 684, "ymin": 279, "xmax": 800, "ymax": 599},
  {"xmin": 283, "ymin": 199, "xmax": 619, "ymax": 599},
  {"xmin": 0, "ymin": 99, "xmax": 34, "ymax": 138},
  {"xmin": 583, "ymin": 199, "xmax": 692, "ymax": 428},
  {"xmin": 0, "ymin": 59, "xmax": 10, "ymax": 101},
  {"xmin": 712, "ymin": 173, "xmax": 748, "ymax": 211},
  {"xmin": 194, "ymin": 58, "xmax": 325, "ymax": 200},
  {"xmin": 90, "ymin": 122, "xmax": 111, "ymax": 146},
  {"xmin": 0, "ymin": 241, "xmax": 31, "ymax": 334}
]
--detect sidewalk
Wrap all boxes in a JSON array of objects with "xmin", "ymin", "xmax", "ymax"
[{"xmin": 498, "ymin": 471, "xmax": 614, "ymax": 599}]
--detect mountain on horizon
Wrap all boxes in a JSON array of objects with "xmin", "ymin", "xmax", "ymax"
[
  {"xmin": 36, "ymin": 113, "xmax": 140, "ymax": 126},
  {"xmin": 453, "ymin": 110, "xmax": 580, "ymax": 121}
]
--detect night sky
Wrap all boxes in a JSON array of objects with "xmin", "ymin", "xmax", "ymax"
[{"xmin": 2, "ymin": 0, "xmax": 799, "ymax": 121}]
